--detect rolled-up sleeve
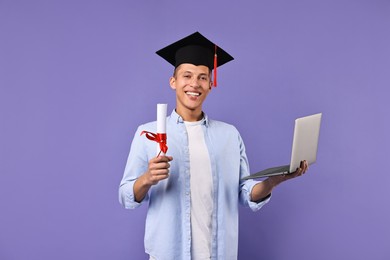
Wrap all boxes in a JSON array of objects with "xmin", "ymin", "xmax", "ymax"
[
  {"xmin": 240, "ymin": 179, "xmax": 271, "ymax": 211},
  {"xmin": 119, "ymin": 125, "xmax": 150, "ymax": 209},
  {"xmin": 237, "ymin": 132, "xmax": 271, "ymax": 211}
]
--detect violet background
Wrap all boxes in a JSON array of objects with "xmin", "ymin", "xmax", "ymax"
[{"xmin": 1, "ymin": 0, "xmax": 389, "ymax": 259}]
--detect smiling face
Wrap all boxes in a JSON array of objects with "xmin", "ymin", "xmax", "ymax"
[{"xmin": 169, "ymin": 63, "xmax": 212, "ymax": 121}]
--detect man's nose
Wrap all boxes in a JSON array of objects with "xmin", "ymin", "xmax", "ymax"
[{"xmin": 189, "ymin": 77, "xmax": 200, "ymax": 88}]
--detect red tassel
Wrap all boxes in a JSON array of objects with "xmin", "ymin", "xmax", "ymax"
[{"xmin": 213, "ymin": 45, "xmax": 217, "ymax": 87}]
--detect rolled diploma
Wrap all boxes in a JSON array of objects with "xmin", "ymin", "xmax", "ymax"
[{"xmin": 157, "ymin": 104, "xmax": 167, "ymax": 154}]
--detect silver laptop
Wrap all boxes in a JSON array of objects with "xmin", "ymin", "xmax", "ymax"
[{"xmin": 242, "ymin": 113, "xmax": 322, "ymax": 180}]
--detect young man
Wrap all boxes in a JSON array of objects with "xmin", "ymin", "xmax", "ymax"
[{"xmin": 119, "ymin": 32, "xmax": 308, "ymax": 260}]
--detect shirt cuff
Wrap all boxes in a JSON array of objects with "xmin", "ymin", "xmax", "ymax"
[
  {"xmin": 119, "ymin": 180, "xmax": 148, "ymax": 209},
  {"xmin": 247, "ymin": 183, "xmax": 271, "ymax": 211}
]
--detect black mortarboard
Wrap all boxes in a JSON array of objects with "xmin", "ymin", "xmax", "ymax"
[{"xmin": 156, "ymin": 31, "xmax": 234, "ymax": 87}]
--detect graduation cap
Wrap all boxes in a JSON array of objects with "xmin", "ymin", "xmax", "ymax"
[{"xmin": 156, "ymin": 32, "xmax": 234, "ymax": 87}]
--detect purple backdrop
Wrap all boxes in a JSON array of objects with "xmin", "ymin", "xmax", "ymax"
[{"xmin": 1, "ymin": 1, "xmax": 389, "ymax": 259}]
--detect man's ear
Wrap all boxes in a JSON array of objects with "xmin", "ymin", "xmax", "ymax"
[
  {"xmin": 169, "ymin": 77, "xmax": 176, "ymax": 90},
  {"xmin": 209, "ymin": 80, "xmax": 213, "ymax": 90}
]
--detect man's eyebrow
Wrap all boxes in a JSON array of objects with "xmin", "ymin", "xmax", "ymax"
[{"xmin": 180, "ymin": 70, "xmax": 209, "ymax": 77}]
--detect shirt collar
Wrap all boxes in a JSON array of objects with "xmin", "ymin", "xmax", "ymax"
[{"xmin": 169, "ymin": 109, "xmax": 209, "ymax": 127}]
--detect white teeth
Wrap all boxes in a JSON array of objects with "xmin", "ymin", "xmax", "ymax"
[{"xmin": 186, "ymin": 92, "xmax": 200, "ymax": 96}]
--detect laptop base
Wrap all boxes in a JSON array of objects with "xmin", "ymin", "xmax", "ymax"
[{"xmin": 242, "ymin": 165, "xmax": 290, "ymax": 180}]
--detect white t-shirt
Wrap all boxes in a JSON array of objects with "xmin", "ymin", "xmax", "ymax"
[{"xmin": 185, "ymin": 120, "xmax": 213, "ymax": 260}]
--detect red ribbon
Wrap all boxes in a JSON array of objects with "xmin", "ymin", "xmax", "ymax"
[
  {"xmin": 140, "ymin": 131, "xmax": 168, "ymax": 156},
  {"xmin": 213, "ymin": 44, "xmax": 218, "ymax": 87}
]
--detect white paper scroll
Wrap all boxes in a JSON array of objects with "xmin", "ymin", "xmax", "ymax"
[
  {"xmin": 157, "ymin": 103, "xmax": 167, "ymax": 133},
  {"xmin": 157, "ymin": 103, "xmax": 167, "ymax": 155}
]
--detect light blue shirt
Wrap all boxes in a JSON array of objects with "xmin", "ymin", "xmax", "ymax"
[{"xmin": 119, "ymin": 110, "xmax": 270, "ymax": 260}]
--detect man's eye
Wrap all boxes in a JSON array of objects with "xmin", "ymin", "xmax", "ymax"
[{"xmin": 200, "ymin": 76, "xmax": 208, "ymax": 81}]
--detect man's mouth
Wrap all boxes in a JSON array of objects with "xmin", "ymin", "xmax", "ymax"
[{"xmin": 185, "ymin": 91, "xmax": 201, "ymax": 97}]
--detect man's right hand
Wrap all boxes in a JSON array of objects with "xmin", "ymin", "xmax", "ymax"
[
  {"xmin": 144, "ymin": 155, "xmax": 173, "ymax": 186},
  {"xmin": 133, "ymin": 155, "xmax": 173, "ymax": 203}
]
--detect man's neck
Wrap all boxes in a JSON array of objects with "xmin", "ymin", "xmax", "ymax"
[{"xmin": 176, "ymin": 108, "xmax": 203, "ymax": 122}]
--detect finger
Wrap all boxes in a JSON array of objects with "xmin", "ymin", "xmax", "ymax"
[
  {"xmin": 148, "ymin": 170, "xmax": 169, "ymax": 184},
  {"xmin": 305, "ymin": 161, "xmax": 309, "ymax": 173},
  {"xmin": 299, "ymin": 160, "xmax": 308, "ymax": 174},
  {"xmin": 149, "ymin": 173, "xmax": 169, "ymax": 184},
  {"xmin": 151, "ymin": 160, "xmax": 170, "ymax": 168},
  {"xmin": 300, "ymin": 160, "xmax": 305, "ymax": 169},
  {"xmin": 152, "ymin": 155, "xmax": 171, "ymax": 163},
  {"xmin": 295, "ymin": 167, "xmax": 303, "ymax": 176},
  {"xmin": 158, "ymin": 161, "xmax": 172, "ymax": 171},
  {"xmin": 303, "ymin": 160, "xmax": 309, "ymax": 173},
  {"xmin": 149, "ymin": 157, "xmax": 172, "ymax": 171},
  {"xmin": 300, "ymin": 161, "xmax": 305, "ymax": 173},
  {"xmin": 152, "ymin": 168, "xmax": 170, "ymax": 175}
]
